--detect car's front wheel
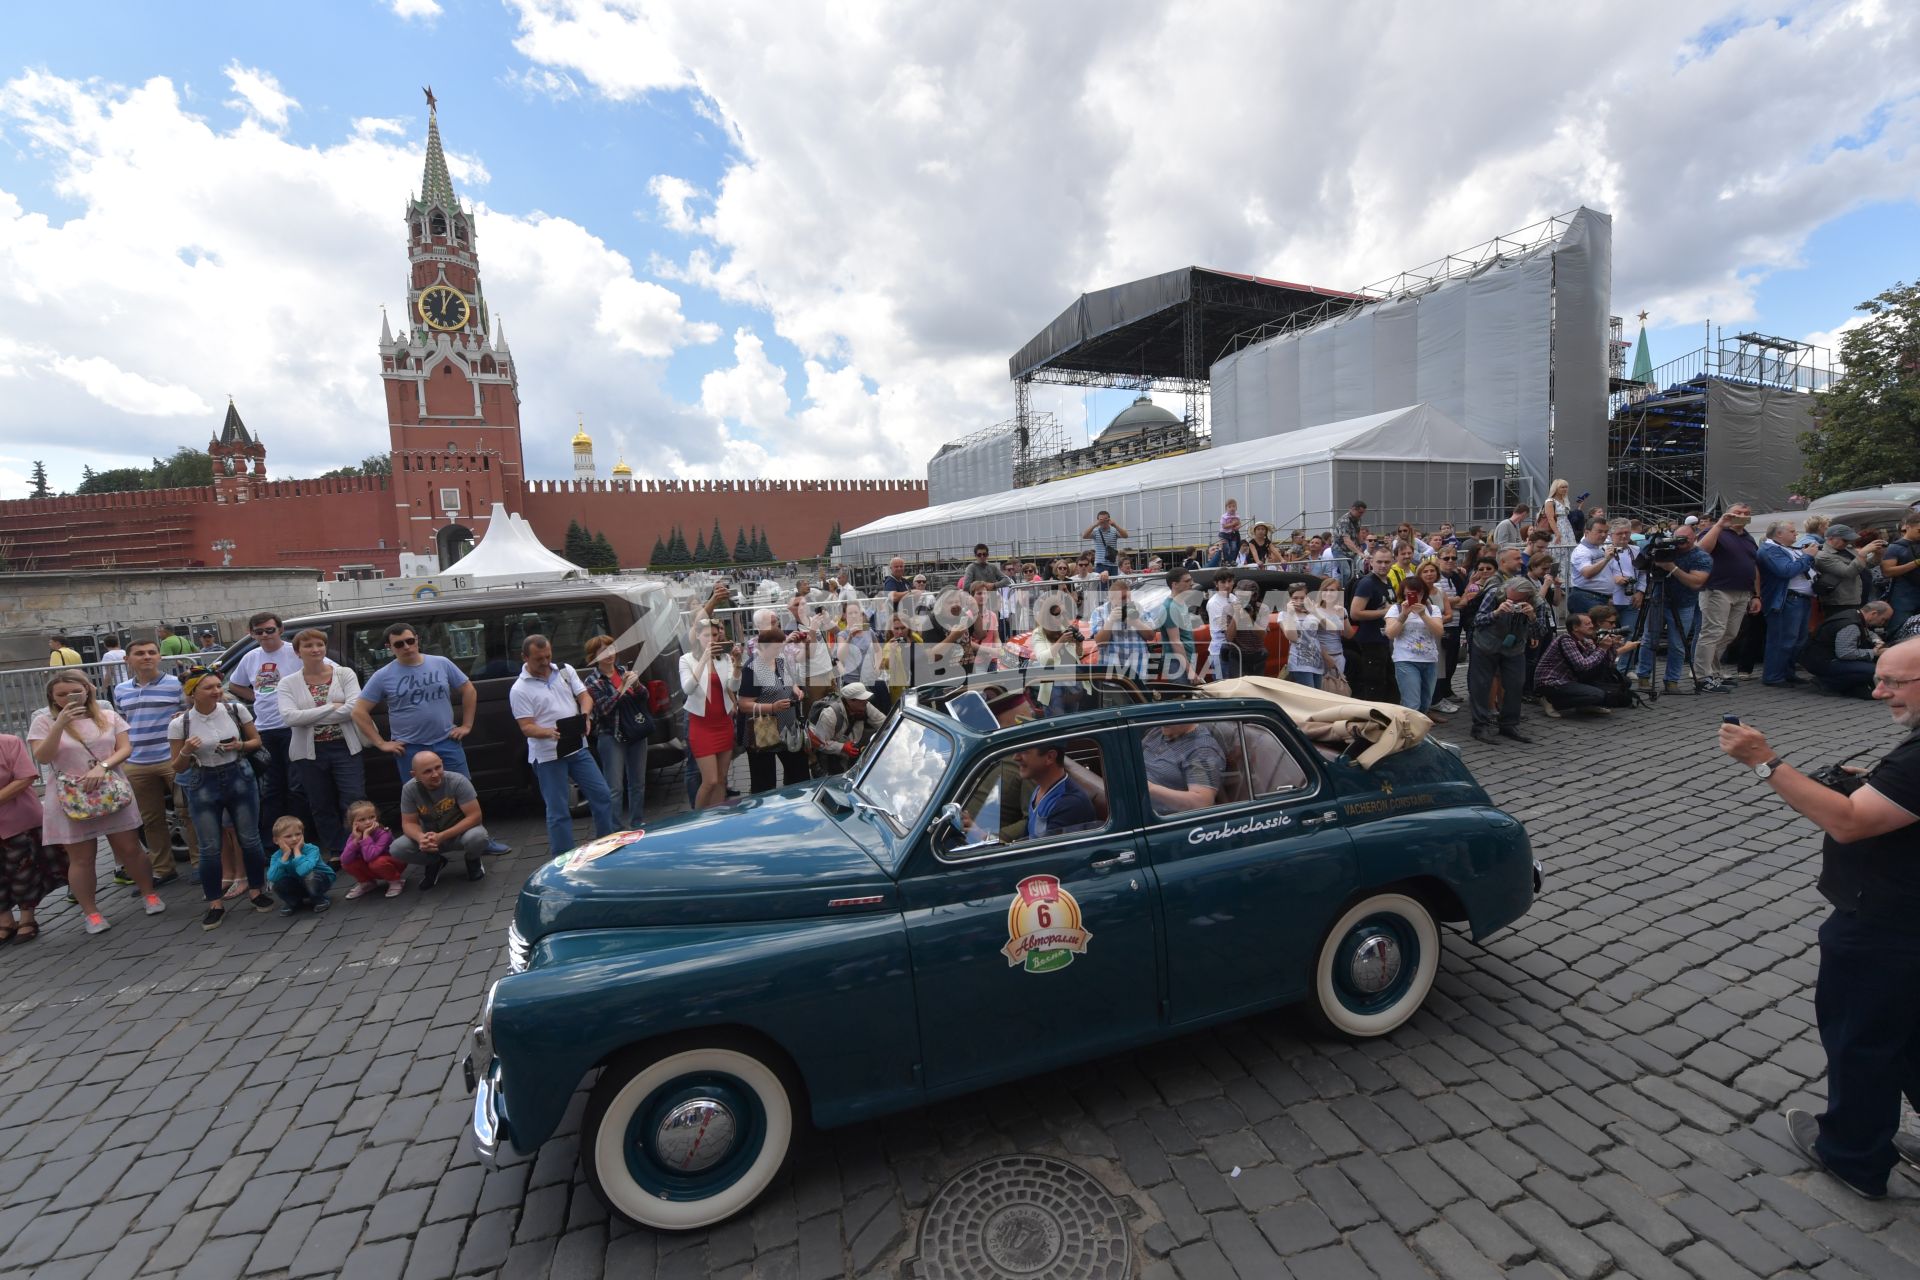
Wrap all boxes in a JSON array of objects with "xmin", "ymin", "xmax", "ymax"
[
  {"xmin": 1309, "ymin": 892, "xmax": 1439, "ymax": 1038},
  {"xmin": 582, "ymin": 1037, "xmax": 797, "ymax": 1231}
]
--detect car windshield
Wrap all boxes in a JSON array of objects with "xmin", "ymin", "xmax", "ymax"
[{"xmin": 850, "ymin": 715, "xmax": 953, "ymax": 844}]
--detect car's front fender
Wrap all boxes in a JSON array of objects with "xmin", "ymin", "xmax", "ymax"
[{"xmin": 488, "ymin": 913, "xmax": 918, "ymax": 1154}]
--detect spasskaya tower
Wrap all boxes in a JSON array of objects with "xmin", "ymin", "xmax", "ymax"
[{"xmin": 382, "ymin": 89, "xmax": 523, "ymax": 568}]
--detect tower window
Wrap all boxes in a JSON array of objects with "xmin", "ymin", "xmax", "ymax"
[{"xmin": 430, "ymin": 212, "xmax": 447, "ymax": 237}]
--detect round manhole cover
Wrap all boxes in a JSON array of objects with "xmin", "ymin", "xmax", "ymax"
[{"xmin": 917, "ymin": 1154, "xmax": 1131, "ymax": 1280}]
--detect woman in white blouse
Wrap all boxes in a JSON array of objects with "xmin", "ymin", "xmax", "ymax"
[
  {"xmin": 679, "ymin": 618, "xmax": 742, "ymax": 809},
  {"xmin": 276, "ymin": 628, "xmax": 366, "ymax": 860}
]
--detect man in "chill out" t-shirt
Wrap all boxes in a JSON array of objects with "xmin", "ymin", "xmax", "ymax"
[{"xmin": 351, "ymin": 622, "xmax": 477, "ymax": 780}]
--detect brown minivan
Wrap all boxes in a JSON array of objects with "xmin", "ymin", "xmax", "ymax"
[{"xmin": 214, "ymin": 579, "xmax": 689, "ymax": 814}]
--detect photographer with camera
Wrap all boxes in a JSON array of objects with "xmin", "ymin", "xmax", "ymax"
[
  {"xmin": 1717, "ymin": 638, "xmax": 1920, "ymax": 1200},
  {"xmin": 1468, "ymin": 574, "xmax": 1538, "ymax": 744},
  {"xmin": 1813, "ymin": 524, "xmax": 1886, "ymax": 613},
  {"xmin": 1758, "ymin": 520, "xmax": 1818, "ymax": 686},
  {"xmin": 1536, "ymin": 612, "xmax": 1639, "ymax": 717},
  {"xmin": 1803, "ymin": 600, "xmax": 1892, "ymax": 698},
  {"xmin": 1630, "ymin": 523, "xmax": 1712, "ymax": 691}
]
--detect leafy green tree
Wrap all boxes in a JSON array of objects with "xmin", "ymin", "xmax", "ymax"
[
  {"xmin": 149, "ymin": 447, "xmax": 215, "ymax": 489},
  {"xmin": 77, "ymin": 467, "xmax": 152, "ymax": 495},
  {"xmin": 29, "ymin": 461, "xmax": 50, "ymax": 498},
  {"xmin": 317, "ymin": 453, "xmax": 393, "ymax": 481},
  {"xmin": 1800, "ymin": 279, "xmax": 1920, "ymax": 497}
]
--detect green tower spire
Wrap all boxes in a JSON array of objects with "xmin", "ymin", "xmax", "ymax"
[
  {"xmin": 419, "ymin": 86, "xmax": 457, "ymax": 210},
  {"xmin": 1630, "ymin": 311, "xmax": 1654, "ymax": 384}
]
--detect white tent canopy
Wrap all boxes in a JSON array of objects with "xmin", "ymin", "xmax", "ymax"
[
  {"xmin": 442, "ymin": 503, "xmax": 587, "ymax": 580},
  {"xmin": 842, "ymin": 403, "xmax": 1505, "ymax": 562}
]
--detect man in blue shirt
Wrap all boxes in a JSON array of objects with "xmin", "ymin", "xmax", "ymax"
[
  {"xmin": 114, "ymin": 638, "xmax": 189, "ymax": 884},
  {"xmin": 1635, "ymin": 524, "xmax": 1712, "ymax": 690},
  {"xmin": 351, "ymin": 621, "xmax": 478, "ymax": 779},
  {"xmin": 1016, "ymin": 742, "xmax": 1097, "ymax": 840}
]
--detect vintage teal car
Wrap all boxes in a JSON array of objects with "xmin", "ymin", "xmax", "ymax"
[{"xmin": 466, "ymin": 674, "xmax": 1539, "ymax": 1230}]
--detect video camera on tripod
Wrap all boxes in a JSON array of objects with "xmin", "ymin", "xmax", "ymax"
[{"xmin": 1632, "ymin": 533, "xmax": 1683, "ymax": 574}]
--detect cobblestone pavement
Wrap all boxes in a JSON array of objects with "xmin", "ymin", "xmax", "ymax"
[{"xmin": 2, "ymin": 680, "xmax": 1919, "ymax": 1280}]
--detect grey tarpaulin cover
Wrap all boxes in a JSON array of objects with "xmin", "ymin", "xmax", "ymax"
[
  {"xmin": 1210, "ymin": 208, "xmax": 1613, "ymax": 505},
  {"xmin": 1704, "ymin": 381, "xmax": 1817, "ymax": 514},
  {"xmin": 928, "ymin": 423, "xmax": 1017, "ymax": 506}
]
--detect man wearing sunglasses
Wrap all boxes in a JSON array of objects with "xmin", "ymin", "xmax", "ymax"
[
  {"xmin": 229, "ymin": 611, "xmax": 297, "ymax": 848},
  {"xmin": 1719, "ymin": 636, "xmax": 1920, "ymax": 1202},
  {"xmin": 352, "ymin": 622, "xmax": 478, "ymax": 780}
]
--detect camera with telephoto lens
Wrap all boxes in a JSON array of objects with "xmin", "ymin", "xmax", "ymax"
[
  {"xmin": 1632, "ymin": 533, "xmax": 1681, "ymax": 573},
  {"xmin": 1594, "ymin": 628, "xmax": 1623, "ymax": 640}
]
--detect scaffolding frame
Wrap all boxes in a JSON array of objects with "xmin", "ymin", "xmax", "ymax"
[{"xmin": 1607, "ymin": 331, "xmax": 1834, "ymax": 519}]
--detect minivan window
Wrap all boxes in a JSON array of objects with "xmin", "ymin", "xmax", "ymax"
[{"xmin": 344, "ymin": 601, "xmax": 611, "ymax": 681}]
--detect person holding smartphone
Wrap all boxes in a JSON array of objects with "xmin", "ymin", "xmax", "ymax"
[
  {"xmin": 679, "ymin": 616, "xmax": 742, "ymax": 809},
  {"xmin": 167, "ymin": 669, "xmax": 273, "ymax": 929}
]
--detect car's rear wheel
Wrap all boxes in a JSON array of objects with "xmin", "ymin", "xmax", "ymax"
[
  {"xmin": 1309, "ymin": 892, "xmax": 1439, "ymax": 1038},
  {"xmin": 582, "ymin": 1038, "xmax": 796, "ymax": 1231}
]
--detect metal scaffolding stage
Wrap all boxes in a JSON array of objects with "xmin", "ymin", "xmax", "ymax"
[{"xmin": 1608, "ymin": 331, "xmax": 1835, "ymax": 517}]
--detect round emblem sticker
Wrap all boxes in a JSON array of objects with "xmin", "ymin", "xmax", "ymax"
[
  {"xmin": 1003, "ymin": 875, "xmax": 1092, "ymax": 973},
  {"xmin": 552, "ymin": 829, "xmax": 644, "ymax": 870}
]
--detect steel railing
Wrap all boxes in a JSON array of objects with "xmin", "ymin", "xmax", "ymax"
[{"xmin": 0, "ymin": 653, "xmax": 223, "ymax": 741}]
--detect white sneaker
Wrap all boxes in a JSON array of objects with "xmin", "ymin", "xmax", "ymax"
[
  {"xmin": 1434, "ymin": 698, "xmax": 1461, "ymax": 714},
  {"xmin": 345, "ymin": 881, "xmax": 375, "ymax": 900},
  {"xmin": 142, "ymin": 894, "xmax": 165, "ymax": 915},
  {"xmin": 384, "ymin": 880, "xmax": 404, "ymax": 898},
  {"xmin": 84, "ymin": 912, "xmax": 111, "ymax": 935},
  {"xmin": 1541, "ymin": 702, "xmax": 1563, "ymax": 718}
]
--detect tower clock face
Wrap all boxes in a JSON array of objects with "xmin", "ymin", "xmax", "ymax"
[{"xmin": 418, "ymin": 284, "xmax": 470, "ymax": 331}]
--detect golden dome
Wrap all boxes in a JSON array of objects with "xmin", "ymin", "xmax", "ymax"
[
  {"xmin": 611, "ymin": 455, "xmax": 633, "ymax": 478},
  {"xmin": 571, "ymin": 415, "xmax": 592, "ymax": 450}
]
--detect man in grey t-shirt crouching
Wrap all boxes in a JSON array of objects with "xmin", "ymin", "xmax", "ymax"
[{"xmin": 390, "ymin": 751, "xmax": 492, "ymax": 888}]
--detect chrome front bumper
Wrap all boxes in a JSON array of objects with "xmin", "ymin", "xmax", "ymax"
[
  {"xmin": 1533, "ymin": 859, "xmax": 1546, "ymax": 895},
  {"xmin": 465, "ymin": 1052, "xmax": 505, "ymax": 1167}
]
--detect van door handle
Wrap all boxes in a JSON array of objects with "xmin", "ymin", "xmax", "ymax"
[
  {"xmin": 1091, "ymin": 851, "xmax": 1137, "ymax": 870},
  {"xmin": 1301, "ymin": 811, "xmax": 1340, "ymax": 827}
]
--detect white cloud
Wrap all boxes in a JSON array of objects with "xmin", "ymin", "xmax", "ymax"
[
  {"xmin": 222, "ymin": 62, "xmax": 297, "ymax": 129},
  {"xmin": 699, "ymin": 328, "xmax": 789, "ymax": 429},
  {"xmin": 508, "ymin": 0, "xmax": 1920, "ymax": 473},
  {"xmin": 386, "ymin": 0, "xmax": 443, "ymax": 19},
  {"xmin": 0, "ymin": 70, "xmax": 720, "ymax": 489}
]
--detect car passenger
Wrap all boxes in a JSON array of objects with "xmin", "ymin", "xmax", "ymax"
[{"xmin": 1141, "ymin": 723, "xmax": 1225, "ymax": 814}]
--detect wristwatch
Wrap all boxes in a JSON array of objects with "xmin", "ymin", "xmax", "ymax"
[{"xmin": 1754, "ymin": 756, "xmax": 1784, "ymax": 780}]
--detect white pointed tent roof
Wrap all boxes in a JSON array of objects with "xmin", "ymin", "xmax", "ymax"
[
  {"xmin": 442, "ymin": 503, "xmax": 586, "ymax": 580},
  {"xmin": 845, "ymin": 403, "xmax": 1503, "ymax": 544}
]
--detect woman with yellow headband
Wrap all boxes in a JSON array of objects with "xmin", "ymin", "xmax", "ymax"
[{"xmin": 168, "ymin": 668, "xmax": 274, "ymax": 930}]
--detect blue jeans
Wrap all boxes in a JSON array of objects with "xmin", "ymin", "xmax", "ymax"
[
  {"xmin": 184, "ymin": 762, "xmax": 268, "ymax": 902},
  {"xmin": 295, "ymin": 739, "xmax": 366, "ymax": 858},
  {"xmin": 397, "ymin": 736, "xmax": 469, "ymax": 781},
  {"xmin": 1612, "ymin": 604, "xmax": 1640, "ymax": 671},
  {"xmin": 1636, "ymin": 601, "xmax": 1698, "ymax": 682},
  {"xmin": 1764, "ymin": 593, "xmax": 1813, "ymax": 683},
  {"xmin": 1290, "ymin": 669, "xmax": 1322, "ymax": 689},
  {"xmin": 270, "ymin": 865, "xmax": 337, "ymax": 910},
  {"xmin": 1567, "ymin": 588, "xmax": 1610, "ymax": 617},
  {"xmin": 1394, "ymin": 660, "xmax": 1438, "ymax": 713},
  {"xmin": 594, "ymin": 733, "xmax": 647, "ymax": 829},
  {"xmin": 256, "ymin": 726, "xmax": 294, "ymax": 852},
  {"xmin": 534, "ymin": 749, "xmax": 615, "ymax": 855}
]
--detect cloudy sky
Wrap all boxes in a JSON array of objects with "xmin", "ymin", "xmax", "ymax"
[{"xmin": 3, "ymin": 1, "xmax": 1916, "ymax": 497}]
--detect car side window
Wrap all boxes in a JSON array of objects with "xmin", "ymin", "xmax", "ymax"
[
  {"xmin": 948, "ymin": 736, "xmax": 1110, "ymax": 857},
  {"xmin": 503, "ymin": 603, "xmax": 611, "ymax": 668},
  {"xmin": 1138, "ymin": 718, "xmax": 1310, "ymax": 818}
]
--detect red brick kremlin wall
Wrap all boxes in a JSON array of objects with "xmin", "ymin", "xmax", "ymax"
[
  {"xmin": 520, "ymin": 477, "xmax": 927, "ymax": 566},
  {"xmin": 0, "ymin": 475, "xmax": 927, "ymax": 575}
]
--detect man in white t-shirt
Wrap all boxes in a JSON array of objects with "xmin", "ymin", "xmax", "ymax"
[
  {"xmin": 509, "ymin": 634, "xmax": 615, "ymax": 856},
  {"xmin": 227, "ymin": 610, "xmax": 298, "ymax": 850},
  {"xmin": 1205, "ymin": 570, "xmax": 1239, "ymax": 679}
]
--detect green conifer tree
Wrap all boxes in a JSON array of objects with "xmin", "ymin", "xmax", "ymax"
[{"xmin": 734, "ymin": 526, "xmax": 751, "ymax": 562}]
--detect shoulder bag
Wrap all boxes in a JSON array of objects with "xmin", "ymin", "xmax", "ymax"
[{"xmin": 55, "ymin": 726, "xmax": 135, "ymax": 822}]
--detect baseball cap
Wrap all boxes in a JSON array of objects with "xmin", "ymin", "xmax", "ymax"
[{"xmin": 1826, "ymin": 524, "xmax": 1858, "ymax": 541}]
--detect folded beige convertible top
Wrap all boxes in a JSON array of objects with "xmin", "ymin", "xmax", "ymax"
[{"xmin": 1201, "ymin": 676, "xmax": 1431, "ymax": 769}]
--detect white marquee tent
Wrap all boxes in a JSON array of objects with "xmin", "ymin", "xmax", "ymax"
[
  {"xmin": 443, "ymin": 503, "xmax": 587, "ymax": 581},
  {"xmin": 841, "ymin": 403, "xmax": 1505, "ymax": 564}
]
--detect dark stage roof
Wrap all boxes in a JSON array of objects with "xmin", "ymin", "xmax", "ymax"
[{"xmin": 1009, "ymin": 266, "xmax": 1369, "ymax": 383}]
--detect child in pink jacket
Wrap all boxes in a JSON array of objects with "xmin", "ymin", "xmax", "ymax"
[{"xmin": 341, "ymin": 800, "xmax": 405, "ymax": 899}]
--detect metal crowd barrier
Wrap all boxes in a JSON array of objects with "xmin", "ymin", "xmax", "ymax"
[{"xmin": 0, "ymin": 652, "xmax": 223, "ymax": 740}]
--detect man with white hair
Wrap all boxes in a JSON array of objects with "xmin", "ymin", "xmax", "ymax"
[{"xmin": 1719, "ymin": 638, "xmax": 1920, "ymax": 1201}]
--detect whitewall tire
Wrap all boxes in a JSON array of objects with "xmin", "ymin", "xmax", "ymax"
[{"xmin": 1310, "ymin": 892, "xmax": 1440, "ymax": 1038}]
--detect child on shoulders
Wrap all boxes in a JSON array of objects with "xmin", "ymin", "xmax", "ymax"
[
  {"xmin": 1219, "ymin": 498, "xmax": 1243, "ymax": 565},
  {"xmin": 267, "ymin": 816, "xmax": 337, "ymax": 916},
  {"xmin": 341, "ymin": 800, "xmax": 405, "ymax": 900}
]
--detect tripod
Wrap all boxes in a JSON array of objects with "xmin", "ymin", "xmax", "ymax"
[{"xmin": 1627, "ymin": 566, "xmax": 1703, "ymax": 702}]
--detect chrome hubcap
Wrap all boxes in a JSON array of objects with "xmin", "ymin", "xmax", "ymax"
[
  {"xmin": 653, "ymin": 1098, "xmax": 738, "ymax": 1173},
  {"xmin": 1348, "ymin": 931, "xmax": 1403, "ymax": 995}
]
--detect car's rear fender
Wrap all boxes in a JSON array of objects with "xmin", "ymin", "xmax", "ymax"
[
  {"xmin": 1335, "ymin": 806, "xmax": 1535, "ymax": 941},
  {"xmin": 490, "ymin": 914, "xmax": 918, "ymax": 1154}
]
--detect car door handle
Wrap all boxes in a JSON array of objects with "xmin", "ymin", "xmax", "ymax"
[
  {"xmin": 1091, "ymin": 851, "xmax": 1137, "ymax": 870},
  {"xmin": 1300, "ymin": 811, "xmax": 1340, "ymax": 827}
]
